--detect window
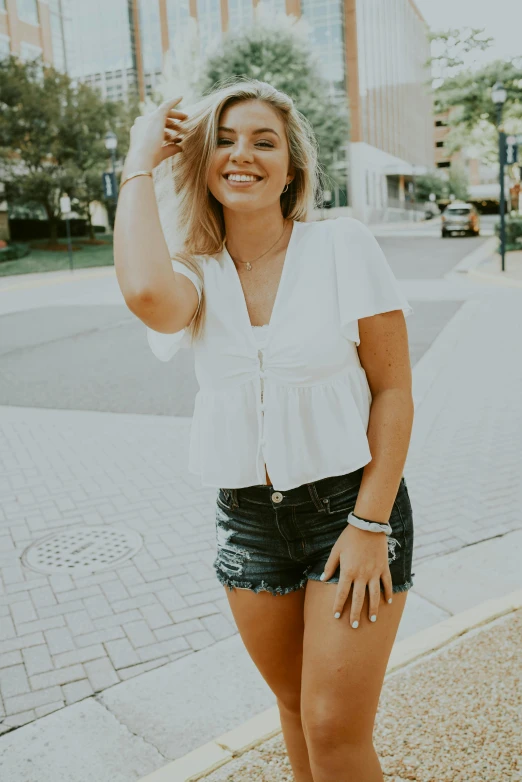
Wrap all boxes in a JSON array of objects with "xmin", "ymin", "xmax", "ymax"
[
  {"xmin": 437, "ymin": 161, "xmax": 451, "ymax": 169},
  {"xmin": 20, "ymin": 41, "xmax": 42, "ymax": 61},
  {"xmin": 436, "ymin": 141, "xmax": 444, "ymax": 148},
  {"xmin": 17, "ymin": 0, "xmax": 39, "ymax": 25}
]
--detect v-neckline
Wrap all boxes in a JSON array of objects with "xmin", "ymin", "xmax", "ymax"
[{"xmin": 224, "ymin": 220, "xmax": 299, "ymax": 350}]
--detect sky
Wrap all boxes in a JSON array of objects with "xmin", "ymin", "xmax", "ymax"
[{"xmin": 415, "ymin": 0, "xmax": 522, "ymax": 65}]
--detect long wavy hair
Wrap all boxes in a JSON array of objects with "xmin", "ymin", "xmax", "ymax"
[{"xmin": 168, "ymin": 77, "xmax": 321, "ymax": 340}]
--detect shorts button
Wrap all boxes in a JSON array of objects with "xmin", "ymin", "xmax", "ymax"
[{"xmin": 271, "ymin": 491, "xmax": 283, "ymax": 503}]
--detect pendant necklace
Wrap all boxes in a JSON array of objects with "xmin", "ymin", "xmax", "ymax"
[{"xmin": 227, "ymin": 221, "xmax": 288, "ymax": 271}]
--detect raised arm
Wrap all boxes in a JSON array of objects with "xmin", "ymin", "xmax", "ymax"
[{"xmin": 113, "ymin": 97, "xmax": 200, "ymax": 334}]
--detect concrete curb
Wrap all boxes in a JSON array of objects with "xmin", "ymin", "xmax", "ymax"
[
  {"xmin": 467, "ymin": 264, "xmax": 522, "ymax": 289},
  {"xmin": 445, "ymin": 235, "xmax": 497, "ymax": 276},
  {"xmin": 138, "ymin": 588, "xmax": 522, "ymax": 782}
]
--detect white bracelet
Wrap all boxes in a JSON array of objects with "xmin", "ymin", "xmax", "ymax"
[{"xmin": 347, "ymin": 511, "xmax": 392, "ymax": 536}]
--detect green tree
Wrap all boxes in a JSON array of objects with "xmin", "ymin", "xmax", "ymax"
[
  {"xmin": 447, "ymin": 163, "xmax": 470, "ymax": 201},
  {"xmin": 0, "ymin": 56, "xmax": 133, "ymax": 244},
  {"xmin": 415, "ymin": 171, "xmax": 447, "ymax": 202},
  {"xmin": 427, "ymin": 29, "xmax": 522, "ymax": 158},
  {"xmin": 416, "ymin": 165, "xmax": 469, "ymax": 203},
  {"xmin": 199, "ymin": 19, "xmax": 350, "ymax": 200}
]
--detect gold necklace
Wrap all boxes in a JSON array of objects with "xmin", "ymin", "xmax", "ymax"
[{"xmin": 226, "ymin": 220, "xmax": 288, "ymax": 271}]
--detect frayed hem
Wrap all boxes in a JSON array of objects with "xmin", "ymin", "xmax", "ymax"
[
  {"xmin": 214, "ymin": 570, "xmax": 308, "ymax": 596},
  {"xmin": 392, "ymin": 578, "xmax": 414, "ymax": 593},
  {"xmin": 307, "ymin": 574, "xmax": 415, "ymax": 594}
]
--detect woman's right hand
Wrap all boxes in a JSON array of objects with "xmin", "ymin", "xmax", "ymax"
[{"xmin": 123, "ymin": 96, "xmax": 188, "ymax": 173}]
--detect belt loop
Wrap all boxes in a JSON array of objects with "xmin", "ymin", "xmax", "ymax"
[{"xmin": 307, "ymin": 482, "xmax": 327, "ymax": 512}]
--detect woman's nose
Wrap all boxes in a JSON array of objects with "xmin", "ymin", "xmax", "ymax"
[{"xmin": 230, "ymin": 141, "xmax": 254, "ymax": 163}]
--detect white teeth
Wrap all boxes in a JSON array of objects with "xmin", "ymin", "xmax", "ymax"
[{"xmin": 227, "ymin": 174, "xmax": 258, "ymax": 182}]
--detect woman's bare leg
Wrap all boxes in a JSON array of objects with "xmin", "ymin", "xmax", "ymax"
[
  {"xmin": 223, "ymin": 585, "xmax": 313, "ymax": 782},
  {"xmin": 301, "ymin": 583, "xmax": 408, "ymax": 782}
]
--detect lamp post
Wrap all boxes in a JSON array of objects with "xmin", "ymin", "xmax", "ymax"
[
  {"xmin": 104, "ymin": 130, "xmax": 118, "ymax": 231},
  {"xmin": 492, "ymin": 81, "xmax": 507, "ymax": 272}
]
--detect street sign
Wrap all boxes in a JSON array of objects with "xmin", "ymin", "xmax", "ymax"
[
  {"xmin": 60, "ymin": 195, "xmax": 71, "ymax": 215},
  {"xmin": 102, "ymin": 171, "xmax": 117, "ymax": 200},
  {"xmin": 506, "ymin": 135, "xmax": 518, "ymax": 165}
]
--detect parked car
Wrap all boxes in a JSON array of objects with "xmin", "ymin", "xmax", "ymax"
[{"xmin": 441, "ymin": 203, "xmax": 480, "ymax": 237}]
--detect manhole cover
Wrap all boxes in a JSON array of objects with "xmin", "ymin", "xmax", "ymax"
[{"xmin": 21, "ymin": 526, "xmax": 143, "ymax": 576}]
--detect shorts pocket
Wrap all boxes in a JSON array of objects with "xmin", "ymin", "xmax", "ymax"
[
  {"xmin": 322, "ymin": 482, "xmax": 360, "ymax": 516},
  {"xmin": 217, "ymin": 488, "xmax": 233, "ymax": 512}
]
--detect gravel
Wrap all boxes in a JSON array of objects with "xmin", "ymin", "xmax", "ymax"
[{"xmin": 202, "ymin": 609, "xmax": 522, "ymax": 781}]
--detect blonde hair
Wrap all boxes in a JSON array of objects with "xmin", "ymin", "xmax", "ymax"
[{"xmin": 169, "ymin": 77, "xmax": 321, "ymax": 341}]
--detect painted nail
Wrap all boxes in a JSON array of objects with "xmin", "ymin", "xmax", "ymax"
[
  {"xmin": 388, "ymin": 598, "xmax": 393, "ymax": 604},
  {"xmin": 334, "ymin": 612, "xmax": 341, "ymax": 619},
  {"xmin": 370, "ymin": 614, "xmax": 377, "ymax": 622},
  {"xmin": 319, "ymin": 572, "xmax": 326, "ymax": 581},
  {"xmin": 352, "ymin": 620, "xmax": 359, "ymax": 629}
]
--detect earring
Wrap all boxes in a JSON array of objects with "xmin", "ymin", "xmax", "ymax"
[{"xmin": 282, "ymin": 182, "xmax": 289, "ymax": 194}]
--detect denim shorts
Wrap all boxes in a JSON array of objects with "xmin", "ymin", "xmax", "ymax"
[{"xmin": 213, "ymin": 466, "xmax": 415, "ymax": 597}]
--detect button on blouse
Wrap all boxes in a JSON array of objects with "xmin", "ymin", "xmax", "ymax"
[{"xmin": 147, "ymin": 217, "xmax": 413, "ymax": 491}]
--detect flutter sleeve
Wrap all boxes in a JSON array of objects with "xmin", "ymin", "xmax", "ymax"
[
  {"xmin": 146, "ymin": 261, "xmax": 203, "ymax": 362},
  {"xmin": 332, "ymin": 217, "xmax": 413, "ymax": 346}
]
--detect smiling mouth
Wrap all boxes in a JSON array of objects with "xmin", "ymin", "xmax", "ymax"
[{"xmin": 223, "ymin": 174, "xmax": 263, "ymax": 184}]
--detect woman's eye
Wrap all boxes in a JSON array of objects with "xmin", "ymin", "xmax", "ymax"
[{"xmin": 216, "ymin": 139, "xmax": 274, "ymax": 148}]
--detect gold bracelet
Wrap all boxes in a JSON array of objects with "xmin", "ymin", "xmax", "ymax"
[{"xmin": 120, "ymin": 170, "xmax": 153, "ymax": 190}]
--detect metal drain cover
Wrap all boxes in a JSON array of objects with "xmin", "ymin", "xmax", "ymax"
[{"xmin": 21, "ymin": 526, "xmax": 143, "ymax": 576}]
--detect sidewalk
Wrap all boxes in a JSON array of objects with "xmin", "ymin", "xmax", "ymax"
[
  {"xmin": 1, "ymin": 256, "xmax": 522, "ymax": 779},
  {"xmin": 468, "ymin": 247, "xmax": 522, "ymax": 288},
  {"xmin": 189, "ymin": 599, "xmax": 522, "ymax": 782}
]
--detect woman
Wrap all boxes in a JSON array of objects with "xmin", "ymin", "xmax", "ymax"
[{"xmin": 114, "ymin": 79, "xmax": 415, "ymax": 782}]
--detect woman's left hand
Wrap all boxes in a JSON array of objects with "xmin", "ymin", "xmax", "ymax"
[{"xmin": 320, "ymin": 524, "xmax": 393, "ymax": 626}]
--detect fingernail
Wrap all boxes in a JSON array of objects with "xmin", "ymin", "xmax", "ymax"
[
  {"xmin": 352, "ymin": 620, "xmax": 359, "ymax": 629},
  {"xmin": 334, "ymin": 612, "xmax": 340, "ymax": 619},
  {"xmin": 319, "ymin": 572, "xmax": 326, "ymax": 581},
  {"xmin": 370, "ymin": 614, "xmax": 377, "ymax": 622},
  {"xmin": 388, "ymin": 598, "xmax": 393, "ymax": 604}
]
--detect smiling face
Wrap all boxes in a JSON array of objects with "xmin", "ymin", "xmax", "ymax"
[{"xmin": 207, "ymin": 99, "xmax": 293, "ymax": 215}]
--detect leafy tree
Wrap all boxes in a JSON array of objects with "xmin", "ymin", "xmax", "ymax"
[
  {"xmin": 433, "ymin": 58, "xmax": 522, "ymax": 133},
  {"xmin": 199, "ymin": 18, "xmax": 350, "ymax": 198},
  {"xmin": 0, "ymin": 56, "xmax": 134, "ymax": 244},
  {"xmin": 447, "ymin": 163, "xmax": 470, "ymax": 201},
  {"xmin": 426, "ymin": 29, "xmax": 522, "ymax": 161},
  {"xmin": 428, "ymin": 27, "xmax": 494, "ymax": 86},
  {"xmin": 416, "ymin": 164, "xmax": 469, "ymax": 203},
  {"xmin": 415, "ymin": 172, "xmax": 447, "ymax": 202}
]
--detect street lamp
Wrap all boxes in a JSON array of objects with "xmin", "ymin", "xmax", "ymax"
[
  {"xmin": 492, "ymin": 81, "xmax": 507, "ymax": 272},
  {"xmin": 104, "ymin": 131, "xmax": 118, "ymax": 230}
]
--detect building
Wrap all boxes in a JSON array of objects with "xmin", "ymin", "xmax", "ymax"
[
  {"xmin": 0, "ymin": 0, "xmax": 72, "ymax": 70},
  {"xmin": 66, "ymin": 0, "xmax": 434, "ymax": 222}
]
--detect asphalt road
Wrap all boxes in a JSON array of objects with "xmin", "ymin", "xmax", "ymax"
[{"xmin": 0, "ymin": 232, "xmax": 487, "ymax": 417}]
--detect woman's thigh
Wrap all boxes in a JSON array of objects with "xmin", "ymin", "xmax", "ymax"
[
  {"xmin": 301, "ymin": 583, "xmax": 407, "ymax": 741},
  {"xmin": 224, "ymin": 586, "xmax": 306, "ymax": 711}
]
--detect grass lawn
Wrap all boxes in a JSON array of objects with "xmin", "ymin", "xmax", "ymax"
[{"xmin": 0, "ymin": 236, "xmax": 114, "ymax": 277}]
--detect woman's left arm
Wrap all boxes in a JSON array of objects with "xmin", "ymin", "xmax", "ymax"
[
  {"xmin": 354, "ymin": 308, "xmax": 414, "ymax": 522},
  {"xmin": 321, "ymin": 309, "xmax": 414, "ymax": 625}
]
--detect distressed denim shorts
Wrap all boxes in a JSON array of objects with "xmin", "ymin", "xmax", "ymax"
[{"xmin": 213, "ymin": 466, "xmax": 415, "ymax": 597}]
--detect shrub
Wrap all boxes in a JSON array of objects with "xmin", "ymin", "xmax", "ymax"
[{"xmin": 495, "ymin": 215, "xmax": 522, "ymax": 252}]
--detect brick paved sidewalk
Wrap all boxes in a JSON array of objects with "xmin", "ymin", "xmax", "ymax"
[{"xmin": 1, "ymin": 286, "xmax": 521, "ymax": 731}]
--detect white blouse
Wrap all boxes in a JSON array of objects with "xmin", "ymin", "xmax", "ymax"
[{"xmin": 147, "ymin": 217, "xmax": 413, "ymax": 491}]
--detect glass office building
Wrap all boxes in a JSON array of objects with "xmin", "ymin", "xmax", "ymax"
[
  {"xmin": 0, "ymin": 0, "xmax": 71, "ymax": 71},
  {"xmin": 61, "ymin": 0, "xmax": 433, "ymax": 219}
]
